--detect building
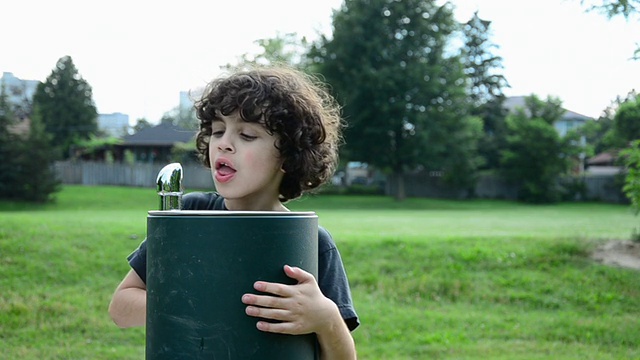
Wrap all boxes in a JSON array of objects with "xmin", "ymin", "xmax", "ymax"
[
  {"xmin": 2, "ymin": 71, "xmax": 135, "ymax": 138},
  {"xmin": 115, "ymin": 123, "xmax": 197, "ymax": 163},
  {"xmin": 503, "ymin": 96, "xmax": 592, "ymax": 136},
  {"xmin": 180, "ymin": 91, "xmax": 194, "ymax": 112},
  {"xmin": 98, "ymin": 112, "xmax": 130, "ymax": 137},
  {"xmin": 504, "ymin": 96, "xmax": 593, "ymax": 174},
  {"xmin": 0, "ymin": 72, "xmax": 40, "ymax": 118},
  {"xmin": 585, "ymin": 151, "xmax": 623, "ymax": 175}
]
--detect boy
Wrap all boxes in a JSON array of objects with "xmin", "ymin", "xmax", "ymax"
[{"xmin": 108, "ymin": 66, "xmax": 359, "ymax": 359}]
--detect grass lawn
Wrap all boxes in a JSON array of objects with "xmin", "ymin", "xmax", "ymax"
[{"xmin": 1, "ymin": 185, "xmax": 638, "ymax": 359}]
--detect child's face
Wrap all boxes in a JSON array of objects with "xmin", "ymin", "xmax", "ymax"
[{"xmin": 208, "ymin": 112, "xmax": 285, "ymax": 210}]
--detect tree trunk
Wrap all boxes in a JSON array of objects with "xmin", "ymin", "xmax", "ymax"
[{"xmin": 394, "ymin": 172, "xmax": 406, "ymax": 201}]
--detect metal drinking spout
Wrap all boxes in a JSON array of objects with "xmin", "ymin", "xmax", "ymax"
[{"xmin": 157, "ymin": 163, "xmax": 183, "ymax": 210}]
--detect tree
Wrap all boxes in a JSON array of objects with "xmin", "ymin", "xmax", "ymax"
[
  {"xmin": 500, "ymin": 95, "xmax": 582, "ymax": 203},
  {"xmin": 0, "ymin": 85, "xmax": 21, "ymax": 198},
  {"xmin": 13, "ymin": 106, "xmax": 61, "ymax": 202},
  {"xmin": 310, "ymin": 0, "xmax": 482, "ymax": 200},
  {"xmin": 0, "ymin": 83, "xmax": 60, "ymax": 202},
  {"xmin": 579, "ymin": 117, "xmax": 615, "ymax": 157},
  {"xmin": 581, "ymin": 0, "xmax": 640, "ymax": 19},
  {"xmin": 461, "ymin": 12, "xmax": 509, "ymax": 109},
  {"xmin": 580, "ymin": 0, "xmax": 640, "ymax": 58},
  {"xmin": 612, "ymin": 93, "xmax": 640, "ymax": 145},
  {"xmin": 461, "ymin": 11, "xmax": 510, "ymax": 171},
  {"xmin": 577, "ymin": 90, "xmax": 638, "ymax": 156},
  {"xmin": 621, "ymin": 139, "xmax": 640, "ymax": 239},
  {"xmin": 133, "ymin": 117, "xmax": 153, "ymax": 133},
  {"xmin": 32, "ymin": 55, "xmax": 98, "ymax": 159},
  {"xmin": 160, "ymin": 105, "xmax": 198, "ymax": 130},
  {"xmin": 225, "ymin": 32, "xmax": 311, "ymax": 71}
]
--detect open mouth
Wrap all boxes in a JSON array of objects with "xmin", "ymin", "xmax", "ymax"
[
  {"xmin": 216, "ymin": 160, "xmax": 235, "ymax": 173},
  {"xmin": 215, "ymin": 159, "xmax": 236, "ymax": 182}
]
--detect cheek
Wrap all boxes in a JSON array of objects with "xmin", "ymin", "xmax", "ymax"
[
  {"xmin": 208, "ymin": 143, "xmax": 215, "ymax": 166},
  {"xmin": 243, "ymin": 147, "xmax": 281, "ymax": 170},
  {"xmin": 243, "ymin": 151, "xmax": 255, "ymax": 165}
]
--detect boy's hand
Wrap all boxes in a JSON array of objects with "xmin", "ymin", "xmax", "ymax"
[{"xmin": 241, "ymin": 265, "xmax": 339, "ymax": 335}]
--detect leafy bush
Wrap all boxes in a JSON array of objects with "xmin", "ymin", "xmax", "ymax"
[{"xmin": 621, "ymin": 140, "xmax": 640, "ymax": 241}]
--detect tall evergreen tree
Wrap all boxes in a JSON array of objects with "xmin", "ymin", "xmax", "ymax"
[
  {"xmin": 0, "ymin": 84, "xmax": 60, "ymax": 202},
  {"xmin": 461, "ymin": 11, "xmax": 510, "ymax": 171},
  {"xmin": 0, "ymin": 85, "xmax": 21, "ymax": 198},
  {"xmin": 462, "ymin": 12, "xmax": 508, "ymax": 109},
  {"xmin": 14, "ymin": 106, "xmax": 61, "ymax": 202},
  {"xmin": 32, "ymin": 55, "xmax": 98, "ymax": 158},
  {"xmin": 310, "ymin": 0, "xmax": 482, "ymax": 199}
]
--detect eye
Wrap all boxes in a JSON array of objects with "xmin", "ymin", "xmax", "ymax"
[
  {"xmin": 211, "ymin": 129, "xmax": 224, "ymax": 138},
  {"xmin": 240, "ymin": 133, "xmax": 257, "ymax": 141}
]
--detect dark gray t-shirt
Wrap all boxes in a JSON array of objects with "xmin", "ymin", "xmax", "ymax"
[{"xmin": 127, "ymin": 191, "xmax": 359, "ymax": 331}]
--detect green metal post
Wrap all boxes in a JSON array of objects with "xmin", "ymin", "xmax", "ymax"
[{"xmin": 146, "ymin": 211, "xmax": 318, "ymax": 359}]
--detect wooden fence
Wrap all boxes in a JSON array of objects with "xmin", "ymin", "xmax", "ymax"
[
  {"xmin": 54, "ymin": 161, "xmax": 215, "ymax": 190},
  {"xmin": 385, "ymin": 171, "xmax": 627, "ymax": 204},
  {"xmin": 55, "ymin": 162, "xmax": 627, "ymax": 204}
]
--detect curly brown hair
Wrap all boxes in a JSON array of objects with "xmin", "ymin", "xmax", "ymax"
[{"xmin": 194, "ymin": 65, "xmax": 344, "ymax": 202}]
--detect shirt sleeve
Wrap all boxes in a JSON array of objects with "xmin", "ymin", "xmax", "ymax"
[
  {"xmin": 127, "ymin": 239, "xmax": 147, "ymax": 283},
  {"xmin": 317, "ymin": 226, "xmax": 360, "ymax": 331},
  {"xmin": 125, "ymin": 192, "xmax": 220, "ymax": 285}
]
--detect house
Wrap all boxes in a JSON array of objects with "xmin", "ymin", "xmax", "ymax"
[
  {"xmin": 585, "ymin": 151, "xmax": 623, "ymax": 175},
  {"xmin": 114, "ymin": 123, "xmax": 197, "ymax": 163},
  {"xmin": 504, "ymin": 96, "xmax": 592, "ymax": 174},
  {"xmin": 503, "ymin": 96, "xmax": 592, "ymax": 136}
]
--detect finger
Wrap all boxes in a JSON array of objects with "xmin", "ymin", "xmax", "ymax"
[
  {"xmin": 256, "ymin": 320, "xmax": 305, "ymax": 335},
  {"xmin": 241, "ymin": 293, "xmax": 286, "ymax": 309},
  {"xmin": 245, "ymin": 305, "xmax": 292, "ymax": 322},
  {"xmin": 283, "ymin": 265, "xmax": 315, "ymax": 284},
  {"xmin": 253, "ymin": 280, "xmax": 292, "ymax": 297}
]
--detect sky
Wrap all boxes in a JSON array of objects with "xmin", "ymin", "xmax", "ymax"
[{"xmin": 2, "ymin": 0, "xmax": 639, "ymax": 124}]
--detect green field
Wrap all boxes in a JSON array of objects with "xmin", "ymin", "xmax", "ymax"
[{"xmin": 1, "ymin": 186, "xmax": 638, "ymax": 359}]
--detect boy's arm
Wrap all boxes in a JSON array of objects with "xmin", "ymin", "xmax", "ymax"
[
  {"xmin": 314, "ymin": 301, "xmax": 357, "ymax": 360},
  {"xmin": 108, "ymin": 269, "xmax": 147, "ymax": 328},
  {"xmin": 242, "ymin": 265, "xmax": 357, "ymax": 360}
]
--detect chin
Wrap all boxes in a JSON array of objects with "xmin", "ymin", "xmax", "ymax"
[{"xmin": 213, "ymin": 186, "xmax": 245, "ymax": 200}]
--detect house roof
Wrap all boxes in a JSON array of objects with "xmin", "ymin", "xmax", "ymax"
[
  {"xmin": 121, "ymin": 123, "xmax": 196, "ymax": 146},
  {"xmin": 587, "ymin": 151, "xmax": 616, "ymax": 166},
  {"xmin": 503, "ymin": 96, "xmax": 592, "ymax": 122}
]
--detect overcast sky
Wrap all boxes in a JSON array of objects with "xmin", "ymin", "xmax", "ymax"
[{"xmin": 2, "ymin": 0, "xmax": 639, "ymax": 124}]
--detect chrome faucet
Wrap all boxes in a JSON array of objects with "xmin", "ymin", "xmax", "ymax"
[{"xmin": 157, "ymin": 163, "xmax": 183, "ymax": 210}]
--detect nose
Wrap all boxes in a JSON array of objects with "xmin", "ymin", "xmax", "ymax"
[{"xmin": 216, "ymin": 133, "xmax": 234, "ymax": 153}]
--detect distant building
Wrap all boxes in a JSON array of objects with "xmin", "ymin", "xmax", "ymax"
[
  {"xmin": 2, "ymin": 71, "xmax": 135, "ymax": 138},
  {"xmin": 585, "ymin": 151, "xmax": 623, "ymax": 175},
  {"xmin": 98, "ymin": 112, "xmax": 130, "ymax": 137},
  {"xmin": 503, "ymin": 96, "xmax": 592, "ymax": 136},
  {"xmin": 179, "ymin": 88, "xmax": 203, "ymax": 115},
  {"xmin": 179, "ymin": 91, "xmax": 194, "ymax": 112},
  {"xmin": 0, "ymin": 72, "xmax": 40, "ymax": 118},
  {"xmin": 504, "ymin": 96, "xmax": 591, "ymax": 174}
]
